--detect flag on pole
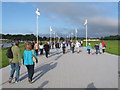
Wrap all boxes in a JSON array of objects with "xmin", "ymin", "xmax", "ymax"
[
  {"xmin": 36, "ymin": 8, "xmax": 40, "ymax": 15},
  {"xmin": 76, "ymin": 29, "xmax": 77, "ymax": 33},
  {"xmin": 84, "ymin": 19, "xmax": 87, "ymax": 25},
  {"xmin": 50, "ymin": 26, "xmax": 52, "ymax": 32}
]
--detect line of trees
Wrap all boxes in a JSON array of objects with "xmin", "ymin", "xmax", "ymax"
[
  {"xmin": 100, "ymin": 35, "xmax": 120, "ymax": 40},
  {"xmin": 1, "ymin": 34, "xmax": 65, "ymax": 41},
  {"xmin": 1, "ymin": 34, "xmax": 120, "ymax": 41}
]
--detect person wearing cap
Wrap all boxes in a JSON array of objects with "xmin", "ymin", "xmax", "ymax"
[{"xmin": 8, "ymin": 41, "xmax": 22, "ymax": 83}]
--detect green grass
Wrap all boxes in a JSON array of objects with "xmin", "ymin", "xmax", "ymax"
[
  {"xmin": 0, "ymin": 43, "xmax": 25, "ymax": 69},
  {"xmin": 83, "ymin": 40, "xmax": 119, "ymax": 56}
]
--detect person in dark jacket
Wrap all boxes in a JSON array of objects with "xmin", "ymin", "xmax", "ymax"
[
  {"xmin": 44, "ymin": 42, "xmax": 50, "ymax": 58},
  {"xmin": 94, "ymin": 43, "xmax": 99, "ymax": 54}
]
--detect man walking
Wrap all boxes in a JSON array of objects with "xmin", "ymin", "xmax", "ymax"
[
  {"xmin": 44, "ymin": 42, "xmax": 50, "ymax": 58},
  {"xmin": 8, "ymin": 41, "xmax": 21, "ymax": 83}
]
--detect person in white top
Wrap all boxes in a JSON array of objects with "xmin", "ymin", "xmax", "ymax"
[
  {"xmin": 39, "ymin": 42, "xmax": 44, "ymax": 55},
  {"xmin": 76, "ymin": 41, "xmax": 81, "ymax": 53}
]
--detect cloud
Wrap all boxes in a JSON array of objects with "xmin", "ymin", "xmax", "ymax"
[{"xmin": 36, "ymin": 2, "xmax": 118, "ymax": 37}]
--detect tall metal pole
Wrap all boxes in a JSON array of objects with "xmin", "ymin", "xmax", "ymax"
[
  {"xmin": 54, "ymin": 31, "xmax": 55, "ymax": 47},
  {"xmin": 86, "ymin": 24, "xmax": 87, "ymax": 47},
  {"xmin": 37, "ymin": 15, "xmax": 38, "ymax": 44},
  {"xmin": 50, "ymin": 30, "xmax": 51, "ymax": 43}
]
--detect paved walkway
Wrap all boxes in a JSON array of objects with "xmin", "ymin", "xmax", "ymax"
[{"xmin": 0, "ymin": 47, "xmax": 118, "ymax": 89}]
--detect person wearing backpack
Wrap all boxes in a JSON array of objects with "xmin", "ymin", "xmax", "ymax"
[
  {"xmin": 8, "ymin": 41, "xmax": 21, "ymax": 83},
  {"xmin": 23, "ymin": 42, "xmax": 37, "ymax": 84}
]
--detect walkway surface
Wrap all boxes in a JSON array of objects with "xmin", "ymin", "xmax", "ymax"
[{"xmin": 0, "ymin": 47, "xmax": 118, "ymax": 89}]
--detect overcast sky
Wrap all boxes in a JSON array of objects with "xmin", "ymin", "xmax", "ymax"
[{"xmin": 2, "ymin": 2, "xmax": 118, "ymax": 37}]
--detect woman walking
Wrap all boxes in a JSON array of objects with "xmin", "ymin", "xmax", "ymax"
[
  {"xmin": 23, "ymin": 42, "xmax": 37, "ymax": 84},
  {"xmin": 76, "ymin": 41, "xmax": 80, "ymax": 53}
]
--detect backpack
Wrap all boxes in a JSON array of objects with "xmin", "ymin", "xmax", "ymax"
[{"xmin": 6, "ymin": 47, "xmax": 13, "ymax": 59}]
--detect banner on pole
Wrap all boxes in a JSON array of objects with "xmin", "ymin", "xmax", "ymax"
[
  {"xmin": 36, "ymin": 8, "xmax": 40, "ymax": 15},
  {"xmin": 84, "ymin": 19, "xmax": 87, "ymax": 25},
  {"xmin": 50, "ymin": 26, "xmax": 52, "ymax": 32}
]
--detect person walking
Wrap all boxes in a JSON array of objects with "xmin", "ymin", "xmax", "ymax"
[
  {"xmin": 100, "ymin": 41, "xmax": 106, "ymax": 53},
  {"xmin": 39, "ymin": 42, "xmax": 44, "ymax": 55},
  {"xmin": 44, "ymin": 42, "xmax": 50, "ymax": 58},
  {"xmin": 62, "ymin": 41, "xmax": 66, "ymax": 54},
  {"xmin": 87, "ymin": 43, "xmax": 92, "ymax": 54},
  {"xmin": 23, "ymin": 42, "xmax": 37, "ymax": 84},
  {"xmin": 80, "ymin": 40, "xmax": 83, "ymax": 47},
  {"xmin": 55, "ymin": 42, "xmax": 60, "ymax": 54},
  {"xmin": 71, "ymin": 42, "xmax": 75, "ymax": 53},
  {"xmin": 99, "ymin": 42, "xmax": 103, "ymax": 54},
  {"xmin": 8, "ymin": 41, "xmax": 21, "ymax": 83},
  {"xmin": 76, "ymin": 41, "xmax": 80, "ymax": 53},
  {"xmin": 34, "ymin": 42, "xmax": 39, "ymax": 56},
  {"xmin": 94, "ymin": 43, "xmax": 99, "ymax": 54}
]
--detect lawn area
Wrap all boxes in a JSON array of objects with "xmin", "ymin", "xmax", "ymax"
[
  {"xmin": 83, "ymin": 40, "xmax": 119, "ymax": 56},
  {"xmin": 0, "ymin": 43, "xmax": 25, "ymax": 69}
]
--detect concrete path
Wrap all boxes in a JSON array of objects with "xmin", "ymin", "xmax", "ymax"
[{"xmin": 0, "ymin": 47, "xmax": 118, "ymax": 89}]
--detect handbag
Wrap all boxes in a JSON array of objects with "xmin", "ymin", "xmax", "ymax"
[{"xmin": 32, "ymin": 50, "xmax": 37, "ymax": 63}]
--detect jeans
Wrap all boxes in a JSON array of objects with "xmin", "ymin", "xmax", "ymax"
[
  {"xmin": 26, "ymin": 65, "xmax": 34, "ymax": 81},
  {"xmin": 10, "ymin": 63, "xmax": 20, "ymax": 82},
  {"xmin": 95, "ymin": 49, "xmax": 99, "ymax": 54}
]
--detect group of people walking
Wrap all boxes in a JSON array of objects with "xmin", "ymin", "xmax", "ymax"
[
  {"xmin": 7, "ymin": 40, "xmax": 106, "ymax": 84},
  {"xmin": 8, "ymin": 41, "xmax": 38, "ymax": 84},
  {"xmin": 87, "ymin": 40, "xmax": 106, "ymax": 55}
]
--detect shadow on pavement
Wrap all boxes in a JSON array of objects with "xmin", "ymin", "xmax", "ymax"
[
  {"xmin": 20, "ymin": 62, "xmax": 57, "ymax": 83},
  {"xmin": 85, "ymin": 82, "xmax": 97, "ymax": 90},
  {"xmin": 32, "ymin": 62, "xmax": 57, "ymax": 83},
  {"xmin": 55, "ymin": 54, "xmax": 63, "ymax": 61},
  {"xmin": 49, "ymin": 51, "xmax": 62, "ymax": 58},
  {"xmin": 37, "ymin": 80, "xmax": 49, "ymax": 88}
]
